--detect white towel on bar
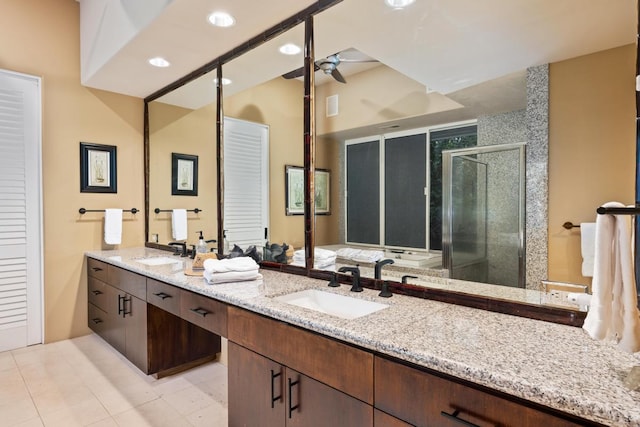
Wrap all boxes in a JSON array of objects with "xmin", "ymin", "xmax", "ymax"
[
  {"xmin": 580, "ymin": 222, "xmax": 596, "ymax": 277},
  {"xmin": 582, "ymin": 201, "xmax": 640, "ymax": 353},
  {"xmin": 172, "ymin": 209, "xmax": 188, "ymax": 241},
  {"xmin": 104, "ymin": 209, "xmax": 122, "ymax": 245}
]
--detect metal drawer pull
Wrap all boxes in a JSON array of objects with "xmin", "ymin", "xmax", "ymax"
[
  {"xmin": 91, "ymin": 318, "xmax": 103, "ymax": 324},
  {"xmin": 440, "ymin": 409, "xmax": 480, "ymax": 427},
  {"xmin": 123, "ymin": 296, "xmax": 132, "ymax": 317},
  {"xmin": 153, "ymin": 292, "xmax": 171, "ymax": 300},
  {"xmin": 117, "ymin": 295, "xmax": 124, "ymax": 316},
  {"xmin": 288, "ymin": 377, "xmax": 300, "ymax": 419},
  {"xmin": 189, "ymin": 307, "xmax": 210, "ymax": 317},
  {"xmin": 91, "ymin": 267, "xmax": 103, "ymax": 272},
  {"xmin": 270, "ymin": 369, "xmax": 282, "ymax": 408},
  {"xmin": 91, "ymin": 290, "xmax": 103, "ymax": 295}
]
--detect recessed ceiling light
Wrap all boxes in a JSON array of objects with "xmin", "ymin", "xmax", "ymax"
[
  {"xmin": 208, "ymin": 12, "xmax": 235, "ymax": 27},
  {"xmin": 384, "ymin": 0, "xmax": 415, "ymax": 9},
  {"xmin": 213, "ymin": 78, "xmax": 232, "ymax": 86},
  {"xmin": 148, "ymin": 57, "xmax": 170, "ymax": 68},
  {"xmin": 279, "ymin": 43, "xmax": 301, "ymax": 55}
]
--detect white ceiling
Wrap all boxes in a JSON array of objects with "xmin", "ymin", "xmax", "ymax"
[{"xmin": 80, "ymin": 0, "xmax": 636, "ymax": 106}]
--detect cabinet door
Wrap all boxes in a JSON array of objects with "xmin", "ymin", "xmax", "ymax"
[
  {"xmin": 375, "ymin": 356, "xmax": 586, "ymax": 427},
  {"xmin": 123, "ymin": 294, "xmax": 148, "ymax": 373},
  {"xmin": 228, "ymin": 342, "xmax": 284, "ymax": 427},
  {"xmin": 374, "ymin": 409, "xmax": 413, "ymax": 427},
  {"xmin": 286, "ymin": 368, "xmax": 373, "ymax": 427}
]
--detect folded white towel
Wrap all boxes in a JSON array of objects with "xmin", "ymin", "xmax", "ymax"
[
  {"xmin": 104, "ymin": 209, "xmax": 122, "ymax": 245},
  {"xmin": 293, "ymin": 248, "xmax": 337, "ymax": 261},
  {"xmin": 291, "ymin": 259, "xmax": 336, "ymax": 271},
  {"xmin": 203, "ymin": 257, "xmax": 259, "ymax": 274},
  {"xmin": 172, "ymin": 209, "xmax": 188, "ymax": 241},
  {"xmin": 352, "ymin": 249, "xmax": 384, "ymax": 263},
  {"xmin": 204, "ymin": 270, "xmax": 262, "ymax": 284},
  {"xmin": 580, "ymin": 222, "xmax": 596, "ymax": 277},
  {"xmin": 583, "ymin": 201, "xmax": 640, "ymax": 353}
]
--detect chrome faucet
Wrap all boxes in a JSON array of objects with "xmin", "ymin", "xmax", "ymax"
[
  {"xmin": 338, "ymin": 266, "xmax": 362, "ymax": 292},
  {"xmin": 374, "ymin": 259, "xmax": 395, "ymax": 280}
]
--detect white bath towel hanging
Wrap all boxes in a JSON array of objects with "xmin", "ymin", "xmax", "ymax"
[
  {"xmin": 104, "ymin": 209, "xmax": 122, "ymax": 245},
  {"xmin": 580, "ymin": 222, "xmax": 596, "ymax": 277},
  {"xmin": 172, "ymin": 209, "xmax": 188, "ymax": 241},
  {"xmin": 582, "ymin": 201, "xmax": 640, "ymax": 353}
]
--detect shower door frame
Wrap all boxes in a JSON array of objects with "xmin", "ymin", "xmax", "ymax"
[{"xmin": 442, "ymin": 142, "xmax": 526, "ymax": 287}]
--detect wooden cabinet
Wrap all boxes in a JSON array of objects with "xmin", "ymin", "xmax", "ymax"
[
  {"xmin": 180, "ymin": 290, "xmax": 228, "ymax": 336},
  {"xmin": 87, "ymin": 258, "xmax": 221, "ymax": 376},
  {"xmin": 374, "ymin": 356, "xmax": 599, "ymax": 427},
  {"xmin": 228, "ymin": 341, "xmax": 373, "ymax": 427}
]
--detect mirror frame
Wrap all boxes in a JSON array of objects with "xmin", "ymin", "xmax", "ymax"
[{"xmin": 143, "ymin": 0, "xmax": 640, "ymax": 327}]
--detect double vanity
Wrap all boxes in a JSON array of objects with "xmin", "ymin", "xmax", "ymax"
[{"xmin": 86, "ymin": 247, "xmax": 640, "ymax": 426}]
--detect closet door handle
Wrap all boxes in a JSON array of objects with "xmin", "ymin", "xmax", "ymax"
[
  {"xmin": 440, "ymin": 409, "xmax": 480, "ymax": 427},
  {"xmin": 270, "ymin": 369, "xmax": 282, "ymax": 408},
  {"xmin": 288, "ymin": 377, "xmax": 300, "ymax": 419},
  {"xmin": 91, "ymin": 290, "xmax": 103, "ymax": 295},
  {"xmin": 153, "ymin": 292, "xmax": 171, "ymax": 300},
  {"xmin": 189, "ymin": 307, "xmax": 210, "ymax": 317}
]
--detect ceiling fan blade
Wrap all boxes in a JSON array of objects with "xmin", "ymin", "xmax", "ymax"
[
  {"xmin": 331, "ymin": 68, "xmax": 347, "ymax": 84},
  {"xmin": 282, "ymin": 63, "xmax": 321, "ymax": 80}
]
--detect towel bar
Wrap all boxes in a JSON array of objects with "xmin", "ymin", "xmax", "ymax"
[
  {"xmin": 596, "ymin": 206, "xmax": 640, "ymax": 215},
  {"xmin": 154, "ymin": 208, "xmax": 202, "ymax": 214},
  {"xmin": 562, "ymin": 222, "xmax": 580, "ymax": 229},
  {"xmin": 79, "ymin": 208, "xmax": 138, "ymax": 215}
]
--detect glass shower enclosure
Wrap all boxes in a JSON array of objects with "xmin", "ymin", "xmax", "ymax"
[{"xmin": 442, "ymin": 143, "xmax": 526, "ymax": 287}]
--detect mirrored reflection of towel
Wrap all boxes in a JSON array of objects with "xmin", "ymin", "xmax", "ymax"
[
  {"xmin": 172, "ymin": 209, "xmax": 187, "ymax": 240},
  {"xmin": 582, "ymin": 201, "xmax": 640, "ymax": 353},
  {"xmin": 292, "ymin": 249, "xmax": 336, "ymax": 269},
  {"xmin": 104, "ymin": 209, "xmax": 122, "ymax": 245},
  {"xmin": 580, "ymin": 222, "xmax": 596, "ymax": 277}
]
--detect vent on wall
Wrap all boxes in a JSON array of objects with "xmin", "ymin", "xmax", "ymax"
[{"xmin": 326, "ymin": 94, "xmax": 338, "ymax": 117}]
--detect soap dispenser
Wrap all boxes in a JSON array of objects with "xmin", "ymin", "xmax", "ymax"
[{"xmin": 196, "ymin": 231, "xmax": 207, "ymax": 253}]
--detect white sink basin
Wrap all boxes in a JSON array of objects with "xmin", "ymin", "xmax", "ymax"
[
  {"xmin": 274, "ymin": 289, "xmax": 388, "ymax": 320},
  {"xmin": 135, "ymin": 256, "xmax": 183, "ymax": 266}
]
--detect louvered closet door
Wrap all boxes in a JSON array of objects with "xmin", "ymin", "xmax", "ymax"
[
  {"xmin": 0, "ymin": 70, "xmax": 42, "ymax": 351},
  {"xmin": 223, "ymin": 117, "xmax": 269, "ymax": 251}
]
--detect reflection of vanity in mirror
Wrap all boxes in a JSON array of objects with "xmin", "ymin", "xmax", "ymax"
[{"xmin": 145, "ymin": 0, "xmax": 636, "ymax": 319}]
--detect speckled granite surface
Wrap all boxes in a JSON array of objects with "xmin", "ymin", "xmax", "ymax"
[{"xmin": 86, "ymin": 248, "xmax": 640, "ymax": 426}]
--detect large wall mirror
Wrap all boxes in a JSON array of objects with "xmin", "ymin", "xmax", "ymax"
[{"xmin": 145, "ymin": 0, "xmax": 637, "ymax": 318}]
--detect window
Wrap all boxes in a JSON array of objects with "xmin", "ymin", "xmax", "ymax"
[{"xmin": 345, "ymin": 123, "xmax": 477, "ymax": 251}]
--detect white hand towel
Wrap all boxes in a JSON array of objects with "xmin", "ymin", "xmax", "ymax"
[
  {"xmin": 104, "ymin": 209, "xmax": 122, "ymax": 245},
  {"xmin": 204, "ymin": 270, "xmax": 262, "ymax": 284},
  {"xmin": 172, "ymin": 209, "xmax": 188, "ymax": 241},
  {"xmin": 203, "ymin": 257, "xmax": 259, "ymax": 274},
  {"xmin": 580, "ymin": 222, "xmax": 596, "ymax": 277},
  {"xmin": 583, "ymin": 201, "xmax": 640, "ymax": 353}
]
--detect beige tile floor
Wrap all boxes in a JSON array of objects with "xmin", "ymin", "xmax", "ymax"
[{"xmin": 0, "ymin": 334, "xmax": 228, "ymax": 426}]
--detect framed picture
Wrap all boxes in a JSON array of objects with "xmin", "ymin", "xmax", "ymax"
[
  {"xmin": 172, "ymin": 153, "xmax": 198, "ymax": 196},
  {"xmin": 285, "ymin": 165, "xmax": 331, "ymax": 215},
  {"xmin": 80, "ymin": 142, "xmax": 117, "ymax": 193}
]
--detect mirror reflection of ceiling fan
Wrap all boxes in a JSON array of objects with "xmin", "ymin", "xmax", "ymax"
[{"xmin": 282, "ymin": 47, "xmax": 379, "ymax": 84}]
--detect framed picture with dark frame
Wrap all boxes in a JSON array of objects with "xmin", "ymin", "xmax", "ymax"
[
  {"xmin": 172, "ymin": 153, "xmax": 198, "ymax": 196},
  {"xmin": 80, "ymin": 142, "xmax": 117, "ymax": 193},
  {"xmin": 285, "ymin": 165, "xmax": 331, "ymax": 215}
]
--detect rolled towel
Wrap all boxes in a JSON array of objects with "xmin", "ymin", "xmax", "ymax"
[
  {"xmin": 352, "ymin": 249, "xmax": 384, "ymax": 263},
  {"xmin": 204, "ymin": 270, "xmax": 262, "ymax": 284},
  {"xmin": 104, "ymin": 209, "xmax": 122, "ymax": 245},
  {"xmin": 203, "ymin": 257, "xmax": 259, "ymax": 274}
]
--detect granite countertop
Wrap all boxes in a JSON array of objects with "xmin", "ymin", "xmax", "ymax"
[{"xmin": 86, "ymin": 247, "xmax": 640, "ymax": 426}]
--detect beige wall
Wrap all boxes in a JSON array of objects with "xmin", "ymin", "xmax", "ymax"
[
  {"xmin": 548, "ymin": 44, "xmax": 635, "ymax": 287},
  {"xmin": 148, "ymin": 102, "xmax": 218, "ymax": 246},
  {"xmin": 2, "ymin": 0, "xmax": 144, "ymax": 342},
  {"xmin": 225, "ymin": 77, "xmax": 306, "ymax": 249}
]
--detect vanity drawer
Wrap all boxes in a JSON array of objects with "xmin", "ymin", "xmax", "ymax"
[
  {"xmin": 374, "ymin": 356, "xmax": 585, "ymax": 427},
  {"xmin": 88, "ymin": 303, "xmax": 108, "ymax": 336},
  {"xmin": 147, "ymin": 279, "xmax": 181, "ymax": 316},
  {"xmin": 108, "ymin": 265, "xmax": 146, "ymax": 300},
  {"xmin": 88, "ymin": 277, "xmax": 110, "ymax": 312},
  {"xmin": 87, "ymin": 258, "xmax": 108, "ymax": 282},
  {"xmin": 180, "ymin": 290, "xmax": 228, "ymax": 336}
]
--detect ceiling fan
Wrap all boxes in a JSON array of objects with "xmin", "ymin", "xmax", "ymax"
[{"xmin": 282, "ymin": 48, "xmax": 379, "ymax": 84}]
